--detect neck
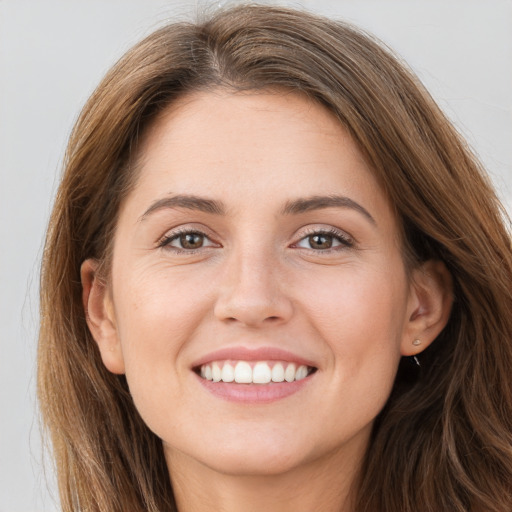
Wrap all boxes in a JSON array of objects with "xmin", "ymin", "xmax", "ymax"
[{"xmin": 166, "ymin": 444, "xmax": 363, "ymax": 512}]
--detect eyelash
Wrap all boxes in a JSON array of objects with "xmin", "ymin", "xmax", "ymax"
[
  {"xmin": 293, "ymin": 227, "xmax": 354, "ymax": 252},
  {"xmin": 157, "ymin": 227, "xmax": 354, "ymax": 254},
  {"xmin": 157, "ymin": 228, "xmax": 218, "ymax": 254}
]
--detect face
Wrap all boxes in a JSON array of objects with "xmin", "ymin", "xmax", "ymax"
[{"xmin": 88, "ymin": 90, "xmax": 429, "ymax": 479}]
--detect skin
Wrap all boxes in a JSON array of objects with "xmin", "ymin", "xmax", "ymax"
[{"xmin": 83, "ymin": 90, "xmax": 452, "ymax": 512}]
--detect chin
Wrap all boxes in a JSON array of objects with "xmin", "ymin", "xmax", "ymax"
[
  {"xmin": 166, "ymin": 426, "xmax": 313, "ymax": 478},
  {"xmin": 205, "ymin": 448, "xmax": 306, "ymax": 477}
]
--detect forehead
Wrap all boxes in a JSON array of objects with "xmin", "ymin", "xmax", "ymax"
[{"xmin": 124, "ymin": 89, "xmax": 393, "ymax": 223}]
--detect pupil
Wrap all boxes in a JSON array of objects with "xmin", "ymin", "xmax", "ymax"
[
  {"xmin": 181, "ymin": 233, "xmax": 203, "ymax": 249},
  {"xmin": 309, "ymin": 234, "xmax": 332, "ymax": 249}
]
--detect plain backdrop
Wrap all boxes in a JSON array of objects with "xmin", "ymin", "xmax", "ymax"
[{"xmin": 1, "ymin": 1, "xmax": 511, "ymax": 510}]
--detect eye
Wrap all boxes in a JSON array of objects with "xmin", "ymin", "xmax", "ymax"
[
  {"xmin": 159, "ymin": 230, "xmax": 217, "ymax": 251},
  {"xmin": 294, "ymin": 229, "xmax": 353, "ymax": 251}
]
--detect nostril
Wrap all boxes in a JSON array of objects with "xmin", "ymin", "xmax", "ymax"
[{"xmin": 213, "ymin": 283, "xmax": 294, "ymax": 327}]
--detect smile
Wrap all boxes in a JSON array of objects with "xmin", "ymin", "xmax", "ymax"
[
  {"xmin": 198, "ymin": 360, "xmax": 315, "ymax": 384},
  {"xmin": 192, "ymin": 347, "xmax": 318, "ymax": 402}
]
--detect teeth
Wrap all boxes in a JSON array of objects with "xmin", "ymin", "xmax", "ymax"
[
  {"xmin": 234, "ymin": 361, "xmax": 252, "ymax": 383},
  {"xmin": 212, "ymin": 362, "xmax": 222, "ymax": 382},
  {"xmin": 295, "ymin": 365, "xmax": 308, "ymax": 381},
  {"xmin": 253, "ymin": 362, "xmax": 272, "ymax": 384},
  {"xmin": 284, "ymin": 363, "xmax": 296, "ymax": 382},
  {"xmin": 271, "ymin": 363, "xmax": 285, "ymax": 382},
  {"xmin": 221, "ymin": 363, "xmax": 234, "ymax": 382},
  {"xmin": 199, "ymin": 360, "xmax": 312, "ymax": 384}
]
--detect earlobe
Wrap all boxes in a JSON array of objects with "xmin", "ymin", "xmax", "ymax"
[
  {"xmin": 81, "ymin": 259, "xmax": 125, "ymax": 374},
  {"xmin": 401, "ymin": 260, "xmax": 453, "ymax": 357}
]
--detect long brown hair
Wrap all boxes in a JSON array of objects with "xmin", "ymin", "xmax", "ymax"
[{"xmin": 38, "ymin": 4, "xmax": 512, "ymax": 511}]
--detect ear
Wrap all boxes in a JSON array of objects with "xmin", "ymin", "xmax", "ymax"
[
  {"xmin": 81, "ymin": 259, "xmax": 125, "ymax": 374},
  {"xmin": 401, "ymin": 260, "xmax": 453, "ymax": 357}
]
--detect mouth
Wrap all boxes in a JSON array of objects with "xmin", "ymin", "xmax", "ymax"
[
  {"xmin": 191, "ymin": 347, "xmax": 318, "ymax": 403},
  {"xmin": 194, "ymin": 360, "xmax": 317, "ymax": 384}
]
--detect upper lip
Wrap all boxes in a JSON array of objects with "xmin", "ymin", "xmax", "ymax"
[{"xmin": 191, "ymin": 346, "xmax": 318, "ymax": 369}]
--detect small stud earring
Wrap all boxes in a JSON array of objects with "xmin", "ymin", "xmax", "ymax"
[{"xmin": 411, "ymin": 339, "xmax": 421, "ymax": 367}]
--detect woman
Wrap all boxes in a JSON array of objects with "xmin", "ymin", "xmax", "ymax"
[{"xmin": 38, "ymin": 4, "xmax": 512, "ymax": 511}]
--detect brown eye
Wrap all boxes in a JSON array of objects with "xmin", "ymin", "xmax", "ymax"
[
  {"xmin": 308, "ymin": 234, "xmax": 333, "ymax": 250},
  {"xmin": 295, "ymin": 229, "xmax": 353, "ymax": 251},
  {"xmin": 161, "ymin": 230, "xmax": 216, "ymax": 251},
  {"xmin": 179, "ymin": 233, "xmax": 204, "ymax": 249}
]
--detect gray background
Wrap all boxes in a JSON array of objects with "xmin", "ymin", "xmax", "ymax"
[{"xmin": 1, "ymin": 1, "xmax": 511, "ymax": 510}]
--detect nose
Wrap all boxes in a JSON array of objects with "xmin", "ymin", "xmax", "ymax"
[{"xmin": 213, "ymin": 247, "xmax": 293, "ymax": 328}]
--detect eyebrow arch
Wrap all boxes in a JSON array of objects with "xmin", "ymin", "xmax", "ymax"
[
  {"xmin": 281, "ymin": 195, "xmax": 376, "ymax": 225},
  {"xmin": 140, "ymin": 194, "xmax": 226, "ymax": 220}
]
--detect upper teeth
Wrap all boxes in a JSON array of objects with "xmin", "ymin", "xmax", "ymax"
[{"xmin": 199, "ymin": 361, "xmax": 311, "ymax": 384}]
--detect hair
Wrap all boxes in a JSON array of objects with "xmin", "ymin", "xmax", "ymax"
[{"xmin": 38, "ymin": 4, "xmax": 512, "ymax": 511}]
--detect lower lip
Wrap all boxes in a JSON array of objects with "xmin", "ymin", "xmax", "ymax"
[{"xmin": 195, "ymin": 373, "xmax": 313, "ymax": 404}]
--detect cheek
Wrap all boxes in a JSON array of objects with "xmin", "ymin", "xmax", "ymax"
[
  {"xmin": 302, "ymin": 260, "xmax": 407, "ymax": 331},
  {"xmin": 297, "ymin": 261, "xmax": 408, "ymax": 379},
  {"xmin": 110, "ymin": 265, "xmax": 213, "ymax": 401},
  {"xmin": 114, "ymin": 261, "xmax": 212, "ymax": 345},
  {"xmin": 305, "ymin": 272, "xmax": 406, "ymax": 431}
]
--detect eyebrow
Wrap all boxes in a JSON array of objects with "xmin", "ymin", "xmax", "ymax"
[
  {"xmin": 281, "ymin": 195, "xmax": 376, "ymax": 225},
  {"xmin": 140, "ymin": 193, "xmax": 375, "ymax": 225},
  {"xmin": 140, "ymin": 194, "xmax": 226, "ymax": 220}
]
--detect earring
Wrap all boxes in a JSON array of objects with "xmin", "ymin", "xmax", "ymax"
[{"xmin": 412, "ymin": 339, "xmax": 421, "ymax": 367}]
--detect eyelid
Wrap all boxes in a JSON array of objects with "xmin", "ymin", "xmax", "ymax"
[
  {"xmin": 156, "ymin": 225, "xmax": 221, "ymax": 251},
  {"xmin": 291, "ymin": 225, "xmax": 355, "ymax": 250},
  {"xmin": 155, "ymin": 223, "xmax": 354, "ymax": 253}
]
